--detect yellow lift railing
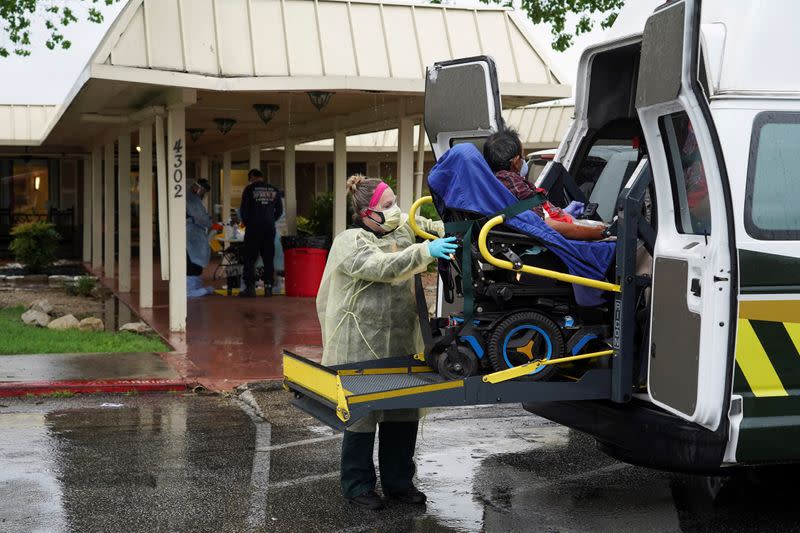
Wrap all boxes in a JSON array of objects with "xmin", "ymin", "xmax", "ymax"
[
  {"xmin": 408, "ymin": 196, "xmax": 621, "ymax": 293},
  {"xmin": 408, "ymin": 196, "xmax": 438, "ymax": 240},
  {"xmin": 482, "ymin": 349, "xmax": 614, "ymax": 383},
  {"xmin": 478, "ymin": 215, "xmax": 622, "ymax": 293}
]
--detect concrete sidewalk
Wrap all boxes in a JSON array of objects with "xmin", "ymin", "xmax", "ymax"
[
  {"xmin": 0, "ymin": 352, "xmax": 185, "ymax": 396},
  {"xmin": 98, "ymin": 259, "xmax": 323, "ymax": 392}
]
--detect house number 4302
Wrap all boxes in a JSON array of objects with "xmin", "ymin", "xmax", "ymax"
[{"xmin": 173, "ymin": 139, "xmax": 184, "ymax": 198}]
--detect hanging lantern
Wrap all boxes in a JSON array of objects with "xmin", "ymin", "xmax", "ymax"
[
  {"xmin": 213, "ymin": 118, "xmax": 237, "ymax": 135},
  {"xmin": 307, "ymin": 91, "xmax": 334, "ymax": 111},
  {"xmin": 253, "ymin": 104, "xmax": 280, "ymax": 125}
]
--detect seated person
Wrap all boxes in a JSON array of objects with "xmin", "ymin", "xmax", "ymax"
[{"xmin": 483, "ymin": 129, "xmax": 607, "ymax": 241}]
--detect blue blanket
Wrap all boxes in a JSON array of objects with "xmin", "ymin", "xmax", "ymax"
[{"xmin": 427, "ymin": 143, "xmax": 616, "ymax": 306}]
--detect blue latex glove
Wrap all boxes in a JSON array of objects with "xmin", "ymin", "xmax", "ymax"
[
  {"xmin": 428, "ymin": 236, "xmax": 459, "ymax": 260},
  {"xmin": 564, "ymin": 200, "xmax": 585, "ymax": 218}
]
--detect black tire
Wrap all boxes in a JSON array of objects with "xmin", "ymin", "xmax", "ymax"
[
  {"xmin": 487, "ymin": 311, "xmax": 565, "ymax": 381},
  {"xmin": 437, "ymin": 344, "xmax": 480, "ymax": 380}
]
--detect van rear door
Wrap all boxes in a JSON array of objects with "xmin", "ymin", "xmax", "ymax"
[
  {"xmin": 636, "ymin": 0, "xmax": 735, "ymax": 430},
  {"xmin": 424, "ymin": 56, "xmax": 503, "ymax": 159}
]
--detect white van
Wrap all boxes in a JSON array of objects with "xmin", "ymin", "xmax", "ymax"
[{"xmin": 284, "ymin": 0, "xmax": 800, "ymax": 471}]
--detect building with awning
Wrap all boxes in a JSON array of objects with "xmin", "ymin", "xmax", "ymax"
[{"xmin": 0, "ymin": 0, "xmax": 570, "ymax": 332}]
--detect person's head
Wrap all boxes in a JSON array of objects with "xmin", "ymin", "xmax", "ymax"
[
  {"xmin": 346, "ymin": 174, "xmax": 401, "ymax": 234},
  {"xmin": 483, "ymin": 128, "xmax": 528, "ymax": 176},
  {"xmin": 248, "ymin": 168, "xmax": 264, "ymax": 183},
  {"xmin": 192, "ymin": 178, "xmax": 211, "ymax": 199}
]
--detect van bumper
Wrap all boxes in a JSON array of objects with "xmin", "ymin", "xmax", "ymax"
[{"xmin": 524, "ymin": 399, "xmax": 729, "ymax": 473}]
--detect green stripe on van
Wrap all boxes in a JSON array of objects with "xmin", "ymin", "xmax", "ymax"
[{"xmin": 740, "ymin": 249, "xmax": 800, "ymax": 293}]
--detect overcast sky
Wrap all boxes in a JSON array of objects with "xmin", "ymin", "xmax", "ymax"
[{"xmin": 0, "ymin": 0, "xmax": 662, "ymax": 105}]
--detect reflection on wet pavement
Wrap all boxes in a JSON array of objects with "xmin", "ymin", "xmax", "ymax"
[{"xmin": 1, "ymin": 393, "xmax": 799, "ymax": 532}]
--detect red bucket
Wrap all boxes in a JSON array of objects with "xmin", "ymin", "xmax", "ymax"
[{"xmin": 284, "ymin": 247, "xmax": 328, "ymax": 297}]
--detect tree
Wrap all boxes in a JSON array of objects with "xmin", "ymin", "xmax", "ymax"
[
  {"xmin": 432, "ymin": 0, "xmax": 625, "ymax": 52},
  {"xmin": 509, "ymin": 0, "xmax": 625, "ymax": 51},
  {"xmin": 0, "ymin": 0, "xmax": 120, "ymax": 58}
]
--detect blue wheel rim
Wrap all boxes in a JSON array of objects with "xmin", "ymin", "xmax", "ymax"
[{"xmin": 502, "ymin": 325, "xmax": 552, "ymax": 375}]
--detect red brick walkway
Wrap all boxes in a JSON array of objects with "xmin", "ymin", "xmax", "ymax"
[{"xmin": 93, "ymin": 260, "xmax": 323, "ymax": 392}]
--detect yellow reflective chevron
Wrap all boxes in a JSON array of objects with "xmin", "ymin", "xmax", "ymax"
[
  {"xmin": 735, "ymin": 319, "xmax": 788, "ymax": 397},
  {"xmin": 784, "ymin": 322, "xmax": 800, "ymax": 357}
]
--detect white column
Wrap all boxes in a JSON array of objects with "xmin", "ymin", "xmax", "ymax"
[
  {"xmin": 333, "ymin": 132, "xmax": 347, "ymax": 236},
  {"xmin": 91, "ymin": 147, "xmax": 103, "ymax": 269},
  {"xmin": 414, "ymin": 123, "xmax": 426, "ymax": 200},
  {"xmin": 139, "ymin": 123, "xmax": 154, "ymax": 309},
  {"xmin": 200, "ymin": 155, "xmax": 210, "ymax": 211},
  {"xmin": 284, "ymin": 140, "xmax": 297, "ymax": 235},
  {"xmin": 397, "ymin": 115, "xmax": 415, "ymax": 213},
  {"xmin": 249, "ymin": 144, "xmax": 260, "ymax": 172},
  {"xmin": 223, "ymin": 151, "xmax": 232, "ymax": 223},
  {"xmin": 155, "ymin": 115, "xmax": 170, "ymax": 280},
  {"xmin": 82, "ymin": 156, "xmax": 91, "ymax": 262},
  {"xmin": 167, "ymin": 104, "xmax": 187, "ymax": 332},
  {"xmin": 103, "ymin": 140, "xmax": 115, "ymax": 279},
  {"xmin": 117, "ymin": 132, "xmax": 132, "ymax": 292}
]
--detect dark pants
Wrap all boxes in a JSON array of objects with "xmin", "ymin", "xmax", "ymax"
[
  {"xmin": 340, "ymin": 421, "xmax": 419, "ymax": 499},
  {"xmin": 187, "ymin": 255, "xmax": 203, "ymax": 276},
  {"xmin": 242, "ymin": 227, "xmax": 275, "ymax": 288}
]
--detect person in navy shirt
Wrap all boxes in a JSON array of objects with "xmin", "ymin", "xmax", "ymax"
[{"xmin": 239, "ymin": 169, "xmax": 282, "ymax": 297}]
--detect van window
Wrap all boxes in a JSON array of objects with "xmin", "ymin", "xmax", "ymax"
[
  {"xmin": 745, "ymin": 112, "xmax": 800, "ymax": 239},
  {"xmin": 659, "ymin": 112, "xmax": 712, "ymax": 235}
]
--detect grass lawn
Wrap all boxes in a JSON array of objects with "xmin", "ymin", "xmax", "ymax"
[{"xmin": 0, "ymin": 306, "xmax": 169, "ymax": 355}]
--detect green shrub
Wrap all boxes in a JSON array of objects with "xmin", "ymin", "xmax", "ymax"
[
  {"xmin": 10, "ymin": 221, "xmax": 60, "ymax": 273},
  {"xmin": 295, "ymin": 195, "xmax": 334, "ymax": 239},
  {"xmin": 296, "ymin": 215, "xmax": 316, "ymax": 236},
  {"xmin": 67, "ymin": 276, "xmax": 96, "ymax": 297}
]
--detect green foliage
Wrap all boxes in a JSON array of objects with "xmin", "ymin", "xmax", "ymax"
[
  {"xmin": 296, "ymin": 215, "xmax": 315, "ymax": 236},
  {"xmin": 0, "ymin": 0, "xmax": 121, "ymax": 58},
  {"xmin": 303, "ymin": 193, "xmax": 335, "ymax": 240},
  {"xmin": 419, "ymin": 201, "xmax": 441, "ymax": 222},
  {"xmin": 430, "ymin": 0, "xmax": 624, "ymax": 51},
  {"xmin": 0, "ymin": 306, "xmax": 169, "ymax": 355},
  {"xmin": 10, "ymin": 220, "xmax": 60, "ymax": 273},
  {"xmin": 66, "ymin": 276, "xmax": 96, "ymax": 297}
]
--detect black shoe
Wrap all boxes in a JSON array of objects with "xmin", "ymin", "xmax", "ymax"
[
  {"xmin": 346, "ymin": 491, "xmax": 384, "ymax": 510},
  {"xmin": 238, "ymin": 288, "xmax": 256, "ymax": 298},
  {"xmin": 263, "ymin": 284, "xmax": 273, "ymax": 297},
  {"xmin": 386, "ymin": 486, "xmax": 427, "ymax": 504}
]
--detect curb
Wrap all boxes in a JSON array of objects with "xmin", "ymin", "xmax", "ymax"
[{"xmin": 0, "ymin": 379, "xmax": 188, "ymax": 397}]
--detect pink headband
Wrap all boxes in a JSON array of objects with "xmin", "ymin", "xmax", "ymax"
[{"xmin": 368, "ymin": 182, "xmax": 389, "ymax": 210}]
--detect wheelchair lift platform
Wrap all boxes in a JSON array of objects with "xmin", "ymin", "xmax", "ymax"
[{"xmin": 283, "ymin": 350, "xmax": 613, "ymax": 431}]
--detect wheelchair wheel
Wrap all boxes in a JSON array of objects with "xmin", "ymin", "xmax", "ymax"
[
  {"xmin": 487, "ymin": 311, "xmax": 565, "ymax": 381},
  {"xmin": 437, "ymin": 344, "xmax": 479, "ymax": 380}
]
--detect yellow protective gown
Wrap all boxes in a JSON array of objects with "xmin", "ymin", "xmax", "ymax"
[{"xmin": 317, "ymin": 215, "xmax": 444, "ymax": 367}]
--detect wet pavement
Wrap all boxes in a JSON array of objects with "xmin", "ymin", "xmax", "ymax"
[
  {"xmin": 2, "ymin": 391, "xmax": 800, "ymax": 532},
  {"xmin": 103, "ymin": 260, "xmax": 323, "ymax": 391},
  {"xmin": 0, "ymin": 352, "xmax": 180, "ymax": 382}
]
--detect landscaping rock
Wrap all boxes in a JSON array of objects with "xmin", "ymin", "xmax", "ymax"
[
  {"xmin": 28, "ymin": 299, "xmax": 54, "ymax": 315},
  {"xmin": 23, "ymin": 274, "xmax": 48, "ymax": 285},
  {"xmin": 48, "ymin": 275, "xmax": 74, "ymax": 288},
  {"xmin": 120, "ymin": 321, "xmax": 152, "ymax": 334},
  {"xmin": 47, "ymin": 314, "xmax": 80, "ymax": 330},
  {"xmin": 78, "ymin": 317, "xmax": 105, "ymax": 332},
  {"xmin": 22, "ymin": 309, "xmax": 51, "ymax": 327}
]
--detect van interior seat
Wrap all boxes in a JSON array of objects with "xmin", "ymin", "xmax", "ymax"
[{"xmin": 586, "ymin": 150, "xmax": 640, "ymax": 222}]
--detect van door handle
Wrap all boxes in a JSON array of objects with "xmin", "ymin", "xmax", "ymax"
[{"xmin": 690, "ymin": 278, "xmax": 701, "ymax": 297}]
